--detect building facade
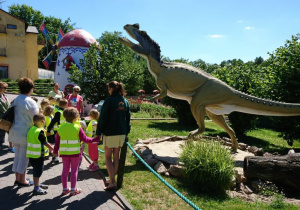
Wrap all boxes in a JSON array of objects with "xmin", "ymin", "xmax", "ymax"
[{"xmin": 0, "ymin": 9, "xmax": 43, "ymax": 80}]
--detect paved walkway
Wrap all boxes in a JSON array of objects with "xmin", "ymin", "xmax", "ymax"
[{"xmin": 0, "ymin": 134, "xmax": 132, "ymax": 210}]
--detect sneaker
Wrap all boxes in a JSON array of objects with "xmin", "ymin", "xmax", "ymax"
[
  {"xmin": 89, "ymin": 164, "xmax": 99, "ymax": 172},
  {"xmin": 87, "ymin": 163, "xmax": 94, "ymax": 170},
  {"xmin": 52, "ymin": 157, "xmax": 59, "ymax": 164},
  {"xmin": 10, "ymin": 147, "xmax": 15, "ymax": 153},
  {"xmin": 33, "ymin": 188, "xmax": 47, "ymax": 195},
  {"xmin": 39, "ymin": 184, "xmax": 48, "ymax": 189}
]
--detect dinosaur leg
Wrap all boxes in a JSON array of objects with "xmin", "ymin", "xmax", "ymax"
[
  {"xmin": 206, "ymin": 110, "xmax": 238, "ymax": 151},
  {"xmin": 188, "ymin": 103, "xmax": 206, "ymax": 138}
]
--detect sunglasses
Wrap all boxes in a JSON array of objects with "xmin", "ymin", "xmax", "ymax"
[
  {"xmin": 1, "ymin": 87, "xmax": 7, "ymax": 89},
  {"xmin": 74, "ymin": 90, "xmax": 80, "ymax": 92}
]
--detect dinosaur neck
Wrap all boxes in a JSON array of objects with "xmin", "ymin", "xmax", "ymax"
[{"xmin": 145, "ymin": 55, "xmax": 162, "ymax": 77}]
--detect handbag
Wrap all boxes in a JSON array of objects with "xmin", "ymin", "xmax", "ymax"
[{"xmin": 0, "ymin": 106, "xmax": 15, "ymax": 131}]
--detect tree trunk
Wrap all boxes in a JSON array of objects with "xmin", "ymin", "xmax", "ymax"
[{"xmin": 244, "ymin": 154, "xmax": 300, "ymax": 191}]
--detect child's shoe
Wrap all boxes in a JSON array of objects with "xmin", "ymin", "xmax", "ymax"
[
  {"xmin": 89, "ymin": 164, "xmax": 99, "ymax": 172},
  {"xmin": 33, "ymin": 188, "xmax": 47, "ymax": 195},
  {"xmin": 39, "ymin": 184, "xmax": 48, "ymax": 189},
  {"xmin": 61, "ymin": 188, "xmax": 70, "ymax": 196},
  {"xmin": 52, "ymin": 156, "xmax": 59, "ymax": 164},
  {"xmin": 87, "ymin": 163, "xmax": 94, "ymax": 170}
]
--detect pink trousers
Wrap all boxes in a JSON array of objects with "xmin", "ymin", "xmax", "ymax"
[
  {"xmin": 88, "ymin": 142, "xmax": 99, "ymax": 162},
  {"xmin": 61, "ymin": 156, "xmax": 80, "ymax": 189}
]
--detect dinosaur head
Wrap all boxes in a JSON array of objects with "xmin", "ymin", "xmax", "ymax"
[{"xmin": 119, "ymin": 23, "xmax": 161, "ymax": 62}]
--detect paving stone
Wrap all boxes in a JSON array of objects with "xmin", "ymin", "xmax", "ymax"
[{"xmin": 0, "ymin": 130, "xmax": 132, "ymax": 210}]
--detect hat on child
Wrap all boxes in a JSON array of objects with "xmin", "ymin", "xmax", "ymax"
[{"xmin": 73, "ymin": 85, "xmax": 81, "ymax": 91}]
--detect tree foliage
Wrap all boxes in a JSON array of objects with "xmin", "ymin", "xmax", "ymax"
[
  {"xmin": 68, "ymin": 32, "xmax": 148, "ymax": 104},
  {"xmin": 9, "ymin": 4, "xmax": 75, "ymax": 70},
  {"xmin": 264, "ymin": 34, "xmax": 300, "ymax": 145}
]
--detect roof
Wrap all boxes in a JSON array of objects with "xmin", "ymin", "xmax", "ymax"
[
  {"xmin": 58, "ymin": 29, "xmax": 98, "ymax": 48},
  {"xmin": 26, "ymin": 26, "xmax": 39, "ymax": 34},
  {"xmin": 0, "ymin": 9, "xmax": 29, "ymax": 29}
]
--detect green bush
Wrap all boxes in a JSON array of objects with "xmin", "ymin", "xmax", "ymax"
[
  {"xmin": 163, "ymin": 97, "xmax": 196, "ymax": 125},
  {"xmin": 139, "ymin": 102, "xmax": 176, "ymax": 118},
  {"xmin": 180, "ymin": 139, "xmax": 235, "ymax": 195}
]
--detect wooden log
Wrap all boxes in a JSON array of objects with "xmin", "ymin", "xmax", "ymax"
[{"xmin": 244, "ymin": 154, "xmax": 300, "ymax": 191}]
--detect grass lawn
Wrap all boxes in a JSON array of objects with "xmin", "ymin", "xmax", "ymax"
[{"xmin": 92, "ymin": 120, "xmax": 300, "ymax": 210}]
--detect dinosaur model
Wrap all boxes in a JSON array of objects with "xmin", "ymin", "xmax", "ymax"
[{"xmin": 119, "ymin": 23, "xmax": 300, "ymax": 150}]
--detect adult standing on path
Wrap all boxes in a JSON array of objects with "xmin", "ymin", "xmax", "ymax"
[
  {"xmin": 9, "ymin": 78, "xmax": 39, "ymax": 186},
  {"xmin": 0, "ymin": 81, "xmax": 13, "ymax": 151},
  {"xmin": 48, "ymin": 83, "xmax": 64, "ymax": 99},
  {"xmin": 96, "ymin": 81, "xmax": 131, "ymax": 190},
  {"xmin": 66, "ymin": 86, "xmax": 84, "ymax": 118}
]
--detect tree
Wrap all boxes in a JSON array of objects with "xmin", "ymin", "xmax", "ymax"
[
  {"xmin": 9, "ymin": 4, "xmax": 75, "ymax": 70},
  {"xmin": 68, "ymin": 32, "xmax": 146, "ymax": 104},
  {"xmin": 265, "ymin": 34, "xmax": 300, "ymax": 145}
]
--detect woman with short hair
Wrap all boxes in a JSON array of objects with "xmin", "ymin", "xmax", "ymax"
[
  {"xmin": 48, "ymin": 83, "xmax": 64, "ymax": 99},
  {"xmin": 0, "ymin": 81, "xmax": 12, "ymax": 151},
  {"xmin": 9, "ymin": 77, "xmax": 39, "ymax": 186}
]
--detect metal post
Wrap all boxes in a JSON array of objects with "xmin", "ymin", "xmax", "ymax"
[{"xmin": 117, "ymin": 137, "xmax": 128, "ymax": 188}]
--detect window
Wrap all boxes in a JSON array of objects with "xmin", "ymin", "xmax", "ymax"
[
  {"xmin": 0, "ymin": 66, "xmax": 8, "ymax": 79},
  {"xmin": 7, "ymin": 24, "xmax": 17, "ymax": 29}
]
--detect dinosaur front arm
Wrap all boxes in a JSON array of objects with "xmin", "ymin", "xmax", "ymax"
[{"xmin": 151, "ymin": 85, "xmax": 168, "ymax": 100}]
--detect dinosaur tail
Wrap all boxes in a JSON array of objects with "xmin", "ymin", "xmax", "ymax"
[{"xmin": 231, "ymin": 91, "xmax": 300, "ymax": 116}]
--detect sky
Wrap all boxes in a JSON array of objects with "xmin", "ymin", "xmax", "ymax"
[{"xmin": 2, "ymin": 0, "xmax": 300, "ymax": 64}]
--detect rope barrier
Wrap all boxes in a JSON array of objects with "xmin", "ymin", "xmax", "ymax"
[
  {"xmin": 98, "ymin": 148, "xmax": 104, "ymax": 153},
  {"xmin": 126, "ymin": 142, "xmax": 201, "ymax": 210}
]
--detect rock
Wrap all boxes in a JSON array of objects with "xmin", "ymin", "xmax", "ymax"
[
  {"xmin": 234, "ymin": 169, "xmax": 243, "ymax": 183},
  {"xmin": 263, "ymin": 152, "xmax": 273, "ymax": 157},
  {"xmin": 135, "ymin": 138, "xmax": 144, "ymax": 144},
  {"xmin": 154, "ymin": 161, "xmax": 167, "ymax": 174},
  {"xmin": 141, "ymin": 149, "xmax": 153, "ymax": 159},
  {"xmin": 145, "ymin": 159, "xmax": 159, "ymax": 168},
  {"xmin": 288, "ymin": 149, "xmax": 295, "ymax": 155},
  {"xmin": 250, "ymin": 179, "xmax": 264, "ymax": 192},
  {"xmin": 238, "ymin": 143, "xmax": 247, "ymax": 151},
  {"xmin": 178, "ymin": 161, "xmax": 185, "ymax": 166},
  {"xmin": 145, "ymin": 154, "xmax": 153, "ymax": 160},
  {"xmin": 248, "ymin": 146, "xmax": 258, "ymax": 154},
  {"xmin": 164, "ymin": 172, "xmax": 170, "ymax": 177},
  {"xmin": 247, "ymin": 146, "xmax": 264, "ymax": 156},
  {"xmin": 241, "ymin": 183, "xmax": 253, "ymax": 194},
  {"xmin": 168, "ymin": 165, "xmax": 185, "ymax": 178}
]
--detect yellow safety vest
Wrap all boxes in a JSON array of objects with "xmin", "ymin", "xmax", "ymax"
[
  {"xmin": 45, "ymin": 115, "xmax": 54, "ymax": 135},
  {"xmin": 57, "ymin": 122, "xmax": 81, "ymax": 155},
  {"xmin": 54, "ymin": 109, "xmax": 66, "ymax": 131},
  {"xmin": 86, "ymin": 120, "xmax": 97, "ymax": 137},
  {"xmin": 26, "ymin": 126, "xmax": 48, "ymax": 158}
]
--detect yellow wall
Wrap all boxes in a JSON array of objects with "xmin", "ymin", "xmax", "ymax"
[{"xmin": 0, "ymin": 10, "xmax": 42, "ymax": 80}]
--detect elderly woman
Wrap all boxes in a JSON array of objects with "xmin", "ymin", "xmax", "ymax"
[
  {"xmin": 66, "ymin": 85, "xmax": 84, "ymax": 117},
  {"xmin": 96, "ymin": 81, "xmax": 131, "ymax": 190},
  {"xmin": 0, "ymin": 81, "xmax": 13, "ymax": 151},
  {"xmin": 9, "ymin": 78, "xmax": 39, "ymax": 186},
  {"xmin": 48, "ymin": 83, "xmax": 64, "ymax": 99}
]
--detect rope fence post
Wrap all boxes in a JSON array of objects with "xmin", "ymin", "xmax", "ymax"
[{"xmin": 117, "ymin": 136, "xmax": 128, "ymax": 188}]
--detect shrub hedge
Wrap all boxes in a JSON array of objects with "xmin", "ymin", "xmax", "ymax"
[{"xmin": 180, "ymin": 139, "xmax": 235, "ymax": 195}]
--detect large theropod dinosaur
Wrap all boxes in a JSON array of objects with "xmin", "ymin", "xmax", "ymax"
[{"xmin": 119, "ymin": 23, "xmax": 300, "ymax": 150}]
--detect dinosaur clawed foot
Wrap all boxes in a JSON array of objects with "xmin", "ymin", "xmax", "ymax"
[{"xmin": 188, "ymin": 129, "xmax": 203, "ymax": 139}]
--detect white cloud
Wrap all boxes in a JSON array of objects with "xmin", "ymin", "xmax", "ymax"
[
  {"xmin": 237, "ymin": 20, "xmax": 244, "ymax": 23},
  {"xmin": 244, "ymin": 26, "xmax": 255, "ymax": 30},
  {"xmin": 207, "ymin": 34, "xmax": 223, "ymax": 38}
]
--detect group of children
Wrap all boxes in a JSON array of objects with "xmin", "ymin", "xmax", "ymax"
[{"xmin": 27, "ymin": 96, "xmax": 100, "ymax": 196}]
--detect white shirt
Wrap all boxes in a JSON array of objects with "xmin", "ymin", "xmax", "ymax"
[{"xmin": 8, "ymin": 94, "xmax": 39, "ymax": 145}]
